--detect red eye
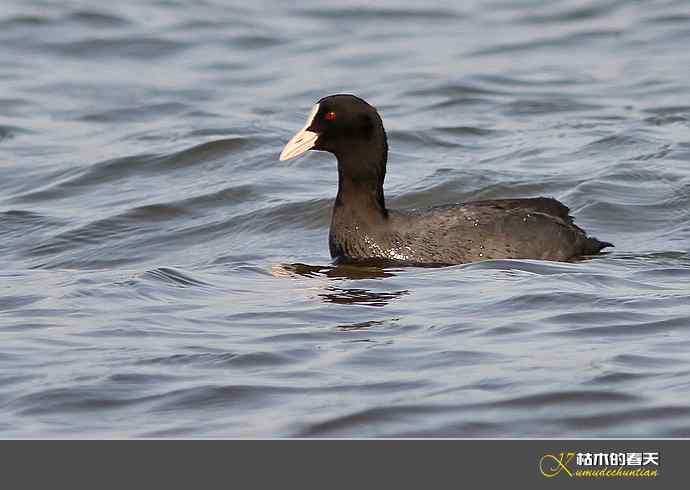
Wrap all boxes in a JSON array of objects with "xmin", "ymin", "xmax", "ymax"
[{"xmin": 324, "ymin": 111, "xmax": 336, "ymax": 121}]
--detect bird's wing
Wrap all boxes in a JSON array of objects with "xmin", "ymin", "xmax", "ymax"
[{"xmin": 460, "ymin": 197, "xmax": 574, "ymax": 224}]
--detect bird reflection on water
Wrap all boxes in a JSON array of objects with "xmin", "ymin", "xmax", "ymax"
[
  {"xmin": 334, "ymin": 319, "xmax": 397, "ymax": 331},
  {"xmin": 271, "ymin": 262, "xmax": 409, "ymax": 307},
  {"xmin": 320, "ymin": 287, "xmax": 408, "ymax": 307}
]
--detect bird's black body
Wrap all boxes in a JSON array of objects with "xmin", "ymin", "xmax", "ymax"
[{"xmin": 281, "ymin": 94, "xmax": 613, "ymax": 266}]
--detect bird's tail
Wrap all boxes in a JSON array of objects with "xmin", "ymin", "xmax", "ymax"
[{"xmin": 584, "ymin": 236, "xmax": 614, "ymax": 254}]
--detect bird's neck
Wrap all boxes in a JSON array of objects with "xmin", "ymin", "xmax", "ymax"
[
  {"xmin": 335, "ymin": 175, "xmax": 387, "ymax": 221},
  {"xmin": 333, "ymin": 138, "xmax": 388, "ymax": 220}
]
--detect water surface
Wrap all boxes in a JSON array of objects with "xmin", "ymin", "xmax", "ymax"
[{"xmin": 1, "ymin": 0, "xmax": 690, "ymax": 437}]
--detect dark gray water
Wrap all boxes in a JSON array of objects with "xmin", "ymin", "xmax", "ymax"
[{"xmin": 1, "ymin": 0, "xmax": 690, "ymax": 437}]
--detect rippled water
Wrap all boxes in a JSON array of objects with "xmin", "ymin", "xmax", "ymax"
[{"xmin": 1, "ymin": 0, "xmax": 690, "ymax": 437}]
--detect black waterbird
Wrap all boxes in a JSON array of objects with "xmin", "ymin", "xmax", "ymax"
[{"xmin": 280, "ymin": 94, "xmax": 612, "ymax": 265}]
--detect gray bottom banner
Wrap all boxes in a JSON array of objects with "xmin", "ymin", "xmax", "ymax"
[{"xmin": 0, "ymin": 439, "xmax": 683, "ymax": 489}]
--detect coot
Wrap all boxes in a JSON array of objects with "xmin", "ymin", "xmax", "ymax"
[{"xmin": 280, "ymin": 94, "xmax": 612, "ymax": 265}]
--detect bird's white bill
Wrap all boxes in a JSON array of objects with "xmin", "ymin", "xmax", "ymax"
[{"xmin": 279, "ymin": 104, "xmax": 320, "ymax": 161}]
